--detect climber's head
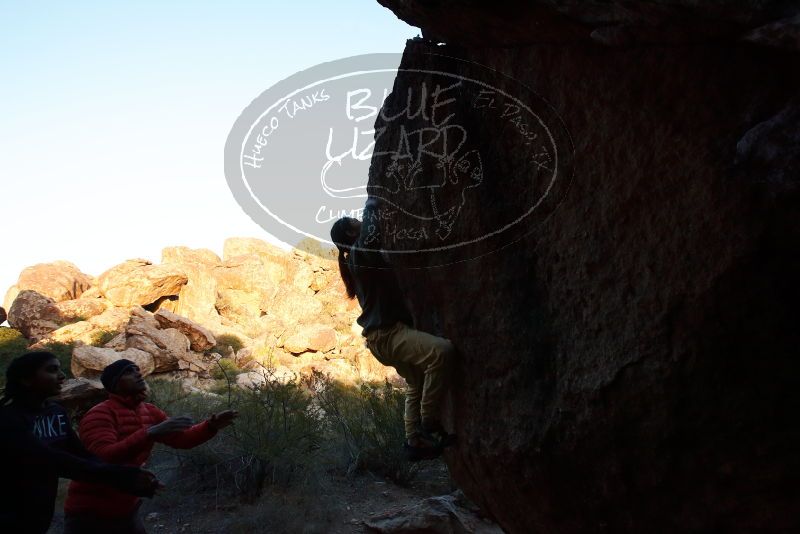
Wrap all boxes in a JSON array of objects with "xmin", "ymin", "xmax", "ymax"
[
  {"xmin": 1, "ymin": 351, "xmax": 65, "ymax": 405},
  {"xmin": 330, "ymin": 217, "xmax": 361, "ymax": 249},
  {"xmin": 330, "ymin": 217, "xmax": 361, "ymax": 300}
]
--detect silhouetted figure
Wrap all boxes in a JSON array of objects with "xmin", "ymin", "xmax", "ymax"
[
  {"xmin": 331, "ymin": 198, "xmax": 456, "ymax": 461},
  {"xmin": 64, "ymin": 359, "xmax": 238, "ymax": 534},
  {"xmin": 0, "ymin": 352, "xmax": 159, "ymax": 534}
]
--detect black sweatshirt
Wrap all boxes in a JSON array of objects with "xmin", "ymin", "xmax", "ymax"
[
  {"xmin": 0, "ymin": 399, "xmax": 141, "ymax": 534},
  {"xmin": 349, "ymin": 198, "xmax": 414, "ymax": 336}
]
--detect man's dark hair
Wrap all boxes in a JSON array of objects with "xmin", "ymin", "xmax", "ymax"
[
  {"xmin": 1, "ymin": 351, "xmax": 58, "ymax": 405},
  {"xmin": 100, "ymin": 359, "xmax": 136, "ymax": 393},
  {"xmin": 330, "ymin": 217, "xmax": 359, "ymax": 300}
]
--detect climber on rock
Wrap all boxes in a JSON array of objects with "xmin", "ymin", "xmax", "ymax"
[{"xmin": 330, "ymin": 197, "xmax": 456, "ymax": 461}]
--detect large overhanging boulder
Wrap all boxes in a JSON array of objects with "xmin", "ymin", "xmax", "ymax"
[
  {"xmin": 377, "ymin": 0, "xmax": 800, "ymax": 48},
  {"xmin": 364, "ymin": 11, "xmax": 800, "ymax": 531}
]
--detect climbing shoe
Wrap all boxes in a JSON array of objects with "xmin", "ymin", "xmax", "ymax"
[
  {"xmin": 404, "ymin": 433, "xmax": 443, "ymax": 462},
  {"xmin": 421, "ymin": 419, "xmax": 457, "ymax": 449}
]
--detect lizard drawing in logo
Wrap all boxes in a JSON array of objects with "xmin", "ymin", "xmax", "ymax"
[
  {"xmin": 322, "ymin": 123, "xmax": 484, "ymax": 242},
  {"xmin": 377, "ymin": 146, "xmax": 483, "ymax": 241}
]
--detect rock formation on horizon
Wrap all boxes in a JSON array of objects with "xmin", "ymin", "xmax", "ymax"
[
  {"xmin": 3, "ymin": 238, "xmax": 395, "ymax": 394},
  {"xmin": 370, "ymin": 1, "xmax": 800, "ymax": 532}
]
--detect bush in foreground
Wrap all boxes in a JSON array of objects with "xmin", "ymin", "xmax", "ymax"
[{"xmin": 146, "ymin": 365, "xmax": 418, "ymax": 506}]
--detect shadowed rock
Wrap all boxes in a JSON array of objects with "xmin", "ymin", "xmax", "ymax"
[{"xmin": 366, "ymin": 6, "xmax": 800, "ymax": 530}]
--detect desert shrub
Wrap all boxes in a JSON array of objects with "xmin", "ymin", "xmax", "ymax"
[
  {"xmin": 145, "ymin": 364, "xmax": 415, "ymax": 511},
  {"xmin": 211, "ymin": 357, "xmax": 243, "ymax": 381},
  {"xmin": 0, "ymin": 328, "xmax": 78, "ymax": 387},
  {"xmin": 89, "ymin": 329, "xmax": 118, "ymax": 346},
  {"xmin": 148, "ymin": 367, "xmax": 325, "ymax": 502},
  {"xmin": 0, "ymin": 327, "xmax": 29, "ymax": 388},
  {"xmin": 212, "ymin": 334, "xmax": 244, "ymax": 355},
  {"xmin": 309, "ymin": 371, "xmax": 418, "ymax": 485}
]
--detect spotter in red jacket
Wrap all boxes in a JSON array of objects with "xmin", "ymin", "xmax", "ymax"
[{"xmin": 64, "ymin": 393, "xmax": 217, "ymax": 518}]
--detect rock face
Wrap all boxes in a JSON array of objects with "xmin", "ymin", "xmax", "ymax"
[
  {"xmin": 56, "ymin": 378, "xmax": 107, "ymax": 415},
  {"xmin": 283, "ymin": 324, "xmax": 337, "ymax": 354},
  {"xmin": 154, "ymin": 309, "xmax": 216, "ymax": 352},
  {"xmin": 72, "ymin": 346, "xmax": 155, "ymax": 379},
  {"xmin": 365, "ymin": 492, "xmax": 503, "ymax": 534},
  {"xmin": 378, "ymin": 0, "xmax": 800, "ymax": 48},
  {"xmin": 40, "ymin": 298, "xmax": 110, "ymax": 325},
  {"xmin": 369, "ymin": 4, "xmax": 800, "ymax": 532},
  {"xmin": 15, "ymin": 261, "xmax": 93, "ymax": 302},
  {"xmin": 38, "ymin": 307, "xmax": 130, "ymax": 347},
  {"xmin": 7, "ymin": 290, "xmax": 60, "ymax": 340},
  {"xmin": 97, "ymin": 259, "xmax": 187, "ymax": 307},
  {"xmin": 5, "ymin": 240, "xmax": 399, "ymax": 394},
  {"xmin": 125, "ymin": 307, "xmax": 194, "ymax": 372}
]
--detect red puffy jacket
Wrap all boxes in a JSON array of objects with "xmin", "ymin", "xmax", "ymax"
[{"xmin": 64, "ymin": 393, "xmax": 217, "ymax": 518}]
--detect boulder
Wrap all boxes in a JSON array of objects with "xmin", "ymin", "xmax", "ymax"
[
  {"xmin": 265, "ymin": 287, "xmax": 324, "ymax": 325},
  {"xmin": 215, "ymin": 253, "xmax": 285, "ymax": 295},
  {"xmin": 40, "ymin": 298, "xmax": 110, "ymax": 325},
  {"xmin": 289, "ymin": 261, "xmax": 315, "ymax": 292},
  {"xmin": 7, "ymin": 290, "xmax": 60, "ymax": 340},
  {"xmin": 316, "ymin": 280, "xmax": 357, "ymax": 317},
  {"xmin": 161, "ymin": 246, "xmax": 225, "ymax": 328},
  {"xmin": 283, "ymin": 325, "xmax": 337, "ymax": 354},
  {"xmin": 40, "ymin": 307, "xmax": 130, "ymax": 346},
  {"xmin": 0, "ymin": 306, "xmax": 5, "ymax": 326},
  {"xmin": 3, "ymin": 285, "xmax": 19, "ymax": 312},
  {"xmin": 161, "ymin": 246, "xmax": 221, "ymax": 266},
  {"xmin": 236, "ymin": 367, "xmax": 297, "ymax": 388},
  {"xmin": 125, "ymin": 308, "xmax": 190, "ymax": 372},
  {"xmin": 365, "ymin": 492, "xmax": 503, "ymax": 534},
  {"xmin": 103, "ymin": 332, "xmax": 127, "ymax": 350},
  {"xmin": 377, "ymin": 0, "xmax": 800, "ymax": 47},
  {"xmin": 742, "ymin": 14, "xmax": 800, "ymax": 51},
  {"xmin": 55, "ymin": 378, "xmax": 107, "ymax": 415},
  {"xmin": 79, "ymin": 286, "xmax": 103, "ymax": 300},
  {"xmin": 154, "ymin": 309, "xmax": 215, "ymax": 352},
  {"xmin": 176, "ymin": 350, "xmax": 217, "ymax": 375},
  {"xmin": 97, "ymin": 259, "xmax": 187, "ymax": 307},
  {"xmin": 215, "ymin": 288, "xmax": 263, "ymax": 338},
  {"xmin": 223, "ymin": 237, "xmax": 288, "ymax": 266},
  {"xmin": 361, "ymin": 25, "xmax": 800, "ymax": 532},
  {"xmin": 71, "ymin": 346, "xmax": 154, "ymax": 378},
  {"xmin": 15, "ymin": 261, "xmax": 93, "ymax": 302},
  {"xmin": 125, "ymin": 331, "xmax": 185, "ymax": 373}
]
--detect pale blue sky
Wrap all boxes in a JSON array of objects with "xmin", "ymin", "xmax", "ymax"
[{"xmin": 0, "ymin": 1, "xmax": 416, "ymax": 295}]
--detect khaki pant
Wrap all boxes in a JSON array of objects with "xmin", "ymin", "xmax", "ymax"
[{"xmin": 365, "ymin": 321, "xmax": 455, "ymax": 438}]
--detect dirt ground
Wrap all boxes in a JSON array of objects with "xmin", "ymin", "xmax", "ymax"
[{"xmin": 49, "ymin": 460, "xmax": 454, "ymax": 533}]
